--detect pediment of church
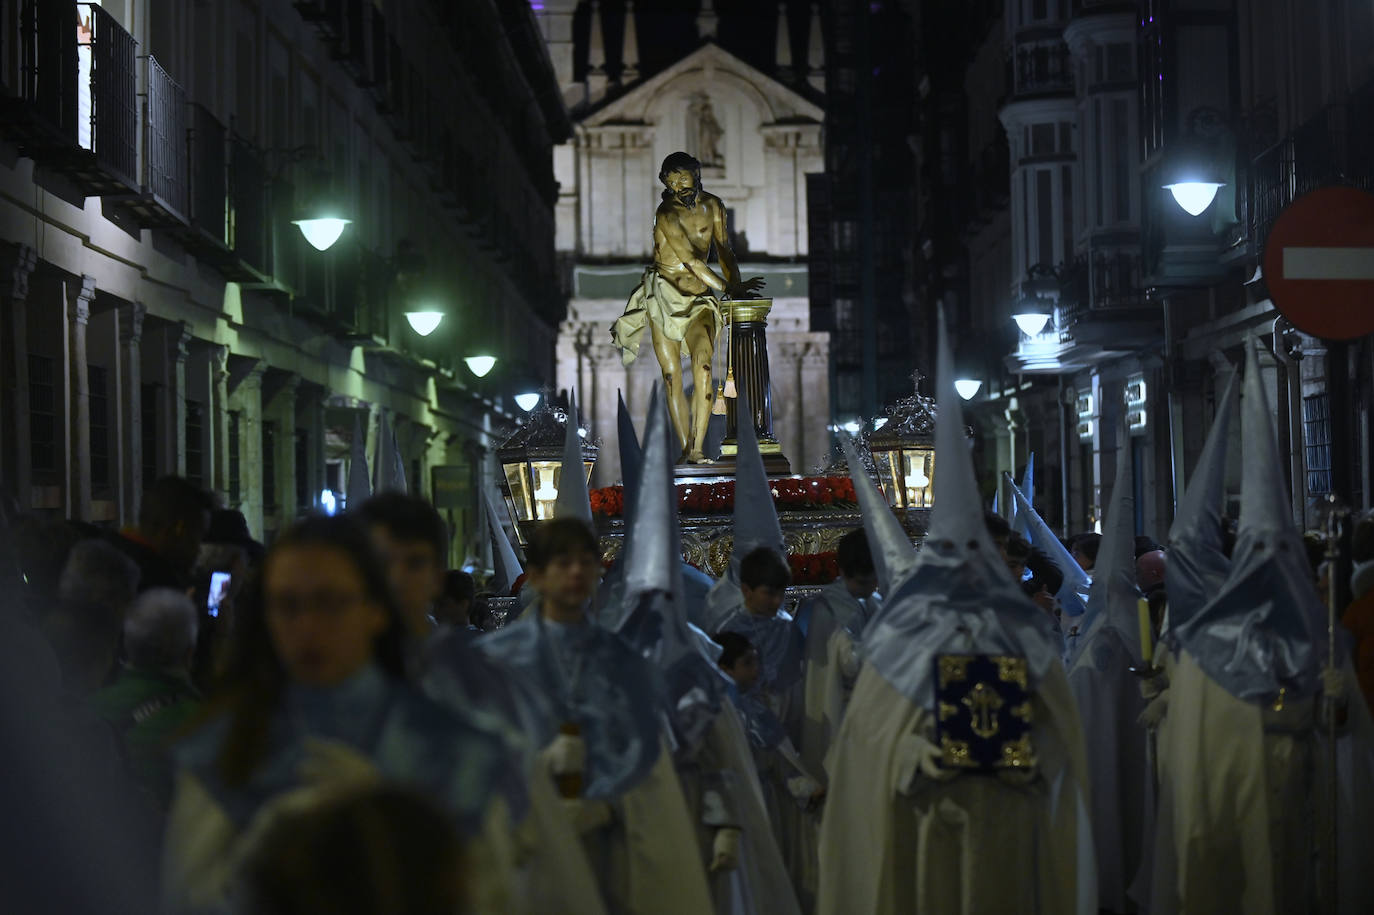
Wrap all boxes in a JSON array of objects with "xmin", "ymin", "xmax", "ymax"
[{"xmin": 578, "ymin": 41, "xmax": 824, "ymax": 129}]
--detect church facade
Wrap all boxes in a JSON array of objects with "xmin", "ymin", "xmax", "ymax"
[{"xmin": 537, "ymin": 2, "xmax": 832, "ymax": 487}]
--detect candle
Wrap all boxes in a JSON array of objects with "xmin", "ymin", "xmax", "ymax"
[{"xmin": 1137, "ymin": 597, "xmax": 1154, "ymax": 666}]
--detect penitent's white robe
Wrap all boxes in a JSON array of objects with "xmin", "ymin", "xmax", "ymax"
[
  {"xmin": 798, "ymin": 582, "xmax": 879, "ymax": 781},
  {"xmin": 1148, "ymin": 648, "xmax": 1314, "ymax": 915},
  {"xmin": 818, "ymin": 661, "xmax": 1095, "ymax": 915},
  {"xmin": 1066, "ymin": 626, "xmax": 1148, "ymax": 913},
  {"xmin": 677, "ymin": 702, "xmax": 801, "ymax": 915}
]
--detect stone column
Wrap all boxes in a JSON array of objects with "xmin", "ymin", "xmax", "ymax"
[
  {"xmin": 65, "ymin": 276, "xmax": 96, "ymax": 520},
  {"xmin": 167, "ymin": 323, "xmax": 192, "ymax": 477},
  {"xmin": 209, "ymin": 345, "xmax": 230, "ymax": 504},
  {"xmin": 0, "ymin": 243, "xmax": 37, "ymax": 509},
  {"xmin": 264, "ymin": 375, "xmax": 300, "ymax": 531},
  {"xmin": 722, "ymin": 299, "xmax": 787, "ymax": 470},
  {"xmin": 117, "ymin": 302, "xmax": 146, "ymax": 525},
  {"xmin": 233, "ymin": 365, "xmax": 266, "ymax": 538}
]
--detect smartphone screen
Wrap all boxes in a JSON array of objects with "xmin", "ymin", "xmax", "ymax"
[{"xmin": 208, "ymin": 571, "xmax": 231, "ymax": 618}]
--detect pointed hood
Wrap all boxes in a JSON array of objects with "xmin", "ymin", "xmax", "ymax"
[
  {"xmin": 617, "ymin": 391, "xmax": 643, "ymax": 523},
  {"xmin": 859, "ymin": 309, "xmax": 1061, "ymax": 709},
  {"xmin": 373, "ymin": 412, "xmax": 408, "ymax": 494},
  {"xmin": 1011, "ymin": 453, "xmax": 1035, "ymax": 537},
  {"xmin": 991, "ymin": 485, "xmax": 1000, "ymax": 516},
  {"xmin": 1067, "ymin": 420, "xmax": 1141, "ymax": 669},
  {"xmin": 484, "ymin": 489, "xmax": 523, "ymax": 595},
  {"xmin": 701, "ymin": 387, "xmax": 784, "ymax": 631},
  {"xmin": 616, "ymin": 388, "xmax": 725, "ymax": 749},
  {"xmin": 1008, "ymin": 475, "xmax": 1092, "ymax": 619},
  {"xmin": 1165, "ymin": 368, "xmax": 1239, "ymax": 635},
  {"xmin": 840, "ymin": 434, "xmax": 915, "ymax": 596},
  {"xmin": 553, "ymin": 393, "xmax": 593, "ymax": 524},
  {"xmin": 730, "ymin": 386, "xmax": 784, "ymax": 559},
  {"xmin": 346, "ymin": 413, "xmax": 371, "ymax": 510},
  {"xmin": 1173, "ymin": 338, "xmax": 1324, "ymax": 702}
]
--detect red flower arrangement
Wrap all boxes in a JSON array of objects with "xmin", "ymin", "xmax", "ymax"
[
  {"xmin": 788, "ymin": 551, "xmax": 841, "ymax": 585},
  {"xmin": 589, "ymin": 476, "xmax": 858, "ymax": 518}
]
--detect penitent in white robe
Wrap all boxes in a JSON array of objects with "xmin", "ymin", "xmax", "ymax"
[
  {"xmin": 1148, "ymin": 647, "xmax": 1341, "ymax": 915},
  {"xmin": 798, "ymin": 582, "xmax": 880, "ymax": 780},
  {"xmin": 1066, "ymin": 626, "xmax": 1148, "ymax": 913},
  {"xmin": 677, "ymin": 701, "xmax": 802, "ymax": 915},
  {"xmin": 818, "ymin": 662, "xmax": 1095, "ymax": 915}
]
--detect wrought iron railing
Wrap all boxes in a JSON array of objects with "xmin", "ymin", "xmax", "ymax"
[
  {"xmin": 84, "ymin": 4, "xmax": 136, "ymax": 186},
  {"xmin": 143, "ymin": 54, "xmax": 186, "ymax": 219},
  {"xmin": 187, "ymin": 102, "xmax": 227, "ymax": 243},
  {"xmin": 18, "ymin": 0, "xmax": 78, "ymax": 137},
  {"xmin": 1013, "ymin": 38, "xmax": 1073, "ymax": 96},
  {"xmin": 1057, "ymin": 248, "xmax": 1147, "ymax": 329}
]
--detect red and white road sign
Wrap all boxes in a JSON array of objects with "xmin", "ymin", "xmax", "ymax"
[{"xmin": 1263, "ymin": 185, "xmax": 1374, "ymax": 341}]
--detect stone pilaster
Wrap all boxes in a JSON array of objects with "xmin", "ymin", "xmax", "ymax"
[
  {"xmin": 167, "ymin": 323, "xmax": 192, "ymax": 477},
  {"xmin": 66, "ymin": 275, "xmax": 96, "ymax": 520},
  {"xmin": 117, "ymin": 302, "xmax": 146, "ymax": 525},
  {"xmin": 0, "ymin": 243, "xmax": 37, "ymax": 509},
  {"xmin": 210, "ymin": 345, "xmax": 230, "ymax": 504},
  {"xmin": 232, "ymin": 364, "xmax": 266, "ymax": 538},
  {"xmin": 263, "ymin": 374, "xmax": 300, "ymax": 533}
]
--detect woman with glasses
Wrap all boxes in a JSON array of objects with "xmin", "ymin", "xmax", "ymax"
[{"xmin": 161, "ymin": 515, "xmax": 524, "ymax": 914}]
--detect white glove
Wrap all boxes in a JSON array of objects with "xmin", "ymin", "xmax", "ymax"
[
  {"xmin": 543, "ymin": 733, "xmax": 587, "ymax": 777},
  {"xmin": 895, "ymin": 733, "xmax": 956, "ymax": 793},
  {"xmin": 1138, "ymin": 693, "xmax": 1168, "ymax": 730},
  {"xmin": 297, "ymin": 737, "xmax": 381, "ymax": 788},
  {"xmin": 838, "ymin": 634, "xmax": 862, "ymax": 679},
  {"xmin": 710, "ymin": 827, "xmax": 741, "ymax": 872},
  {"xmin": 1322, "ymin": 665, "xmax": 1349, "ymax": 701},
  {"xmin": 561, "ymin": 797, "xmax": 614, "ymax": 834},
  {"xmin": 786, "ymin": 774, "xmax": 823, "ymax": 804},
  {"xmin": 1140, "ymin": 671, "xmax": 1169, "ymax": 700}
]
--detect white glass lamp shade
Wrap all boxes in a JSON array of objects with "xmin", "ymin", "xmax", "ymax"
[
  {"xmin": 954, "ymin": 378, "xmax": 983, "ymax": 400},
  {"xmin": 842, "ymin": 420, "xmax": 863, "ymax": 434},
  {"xmin": 1164, "ymin": 182, "xmax": 1223, "ymax": 217},
  {"xmin": 464, "ymin": 355, "xmax": 497, "ymax": 378},
  {"xmin": 515, "ymin": 392, "xmax": 541, "ymax": 412},
  {"xmin": 292, "ymin": 217, "xmax": 351, "ymax": 251},
  {"xmin": 1013, "ymin": 312, "xmax": 1051, "ymax": 337},
  {"xmin": 404, "ymin": 311, "xmax": 444, "ymax": 336}
]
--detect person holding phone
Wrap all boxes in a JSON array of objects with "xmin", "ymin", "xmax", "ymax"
[{"xmin": 162, "ymin": 515, "xmax": 525, "ymax": 914}]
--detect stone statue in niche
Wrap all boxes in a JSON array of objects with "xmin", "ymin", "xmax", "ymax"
[{"xmin": 688, "ymin": 94, "xmax": 725, "ymax": 168}]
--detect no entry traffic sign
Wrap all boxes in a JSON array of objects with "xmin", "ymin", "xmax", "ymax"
[{"xmin": 1263, "ymin": 185, "xmax": 1374, "ymax": 340}]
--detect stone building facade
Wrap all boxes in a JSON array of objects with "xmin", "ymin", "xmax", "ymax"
[{"xmin": 0, "ymin": 0, "xmax": 568, "ymax": 565}]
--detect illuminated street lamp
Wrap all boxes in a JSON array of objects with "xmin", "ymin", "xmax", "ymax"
[
  {"xmin": 465, "ymin": 355, "xmax": 497, "ymax": 378},
  {"xmin": 404, "ymin": 310, "xmax": 444, "ymax": 336},
  {"xmin": 1163, "ymin": 181, "xmax": 1224, "ymax": 217},
  {"xmin": 496, "ymin": 399, "xmax": 597, "ymax": 544},
  {"xmin": 515, "ymin": 391, "xmax": 542, "ymax": 412},
  {"xmin": 292, "ymin": 216, "xmax": 351, "ymax": 251},
  {"xmin": 954, "ymin": 378, "xmax": 983, "ymax": 400}
]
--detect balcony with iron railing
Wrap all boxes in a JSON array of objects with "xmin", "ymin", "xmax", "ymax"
[
  {"xmin": 108, "ymin": 54, "xmax": 187, "ymax": 227},
  {"xmin": 1, "ymin": 1, "xmax": 138, "ymax": 196},
  {"xmin": 1056, "ymin": 246, "xmax": 1151, "ymax": 334},
  {"xmin": 1011, "ymin": 38, "xmax": 1074, "ymax": 97}
]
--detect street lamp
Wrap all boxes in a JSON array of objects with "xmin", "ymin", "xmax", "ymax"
[
  {"xmin": 496, "ymin": 399, "xmax": 597, "ymax": 544},
  {"xmin": 1163, "ymin": 181, "xmax": 1224, "ymax": 217},
  {"xmin": 1013, "ymin": 309, "xmax": 1051, "ymax": 337},
  {"xmin": 292, "ymin": 216, "xmax": 351, "ymax": 251},
  {"xmin": 515, "ymin": 391, "xmax": 542, "ymax": 412},
  {"xmin": 404, "ymin": 310, "xmax": 444, "ymax": 336},
  {"xmin": 465, "ymin": 355, "xmax": 497, "ymax": 378},
  {"xmin": 954, "ymin": 378, "xmax": 983, "ymax": 400}
]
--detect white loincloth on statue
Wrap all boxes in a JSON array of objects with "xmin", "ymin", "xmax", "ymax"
[{"xmin": 611, "ymin": 268, "xmax": 723, "ymax": 368}]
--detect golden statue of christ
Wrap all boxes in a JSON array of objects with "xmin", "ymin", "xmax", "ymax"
[{"xmin": 611, "ymin": 152, "xmax": 764, "ymax": 464}]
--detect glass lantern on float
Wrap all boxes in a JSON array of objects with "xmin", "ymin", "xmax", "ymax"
[
  {"xmin": 868, "ymin": 371, "xmax": 939, "ymax": 515},
  {"xmin": 495, "ymin": 398, "xmax": 597, "ymax": 545}
]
